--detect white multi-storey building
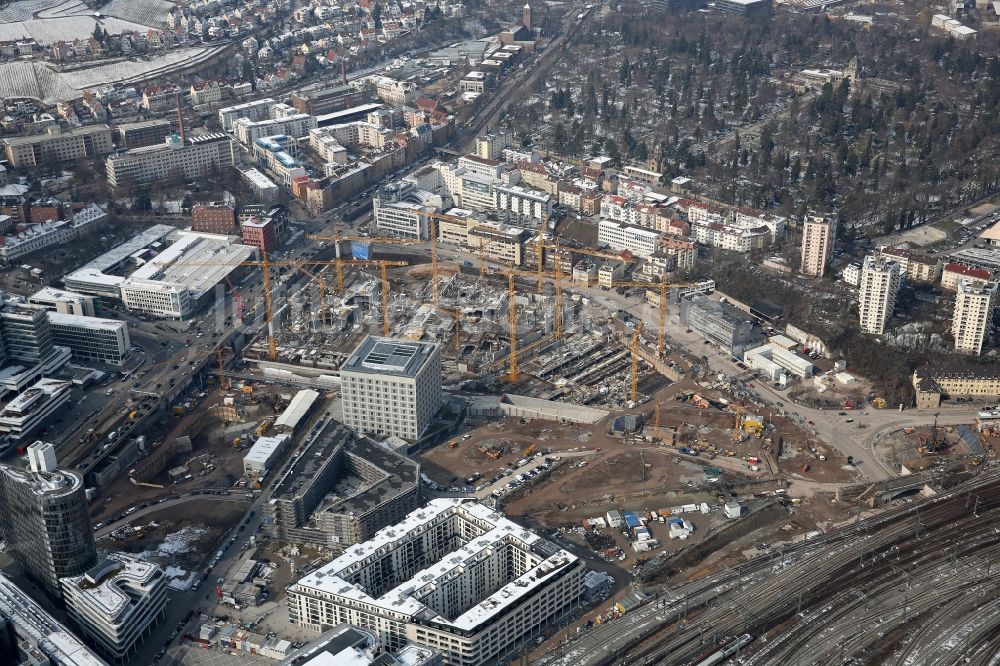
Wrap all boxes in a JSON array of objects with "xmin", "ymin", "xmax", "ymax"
[
  {"xmin": 690, "ymin": 222, "xmax": 769, "ymax": 253},
  {"xmin": 62, "ymin": 554, "xmax": 167, "ymax": 664},
  {"xmin": 218, "ymin": 98, "xmax": 277, "ymax": 131},
  {"xmin": 858, "ymin": 255, "xmax": 900, "ymax": 335},
  {"xmin": 494, "ymin": 184, "xmax": 553, "ymax": 225},
  {"xmin": 340, "ymin": 336, "xmax": 442, "ymax": 441},
  {"xmin": 952, "ymin": 278, "xmax": 997, "ymax": 355},
  {"xmin": 29, "ymin": 287, "xmax": 97, "ymax": 317},
  {"xmin": 373, "ymin": 199, "xmax": 433, "ymax": 240},
  {"xmin": 458, "ymin": 172, "xmax": 496, "ymax": 213},
  {"xmin": 233, "ymin": 114, "xmax": 317, "ymax": 147},
  {"xmin": 597, "ymin": 218, "xmax": 662, "ymax": 259},
  {"xmin": 287, "ymin": 499, "xmax": 584, "ymax": 666},
  {"xmin": 106, "ymin": 134, "xmax": 237, "ymax": 189}
]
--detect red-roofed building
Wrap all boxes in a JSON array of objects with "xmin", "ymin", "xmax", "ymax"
[{"xmin": 942, "ymin": 263, "xmax": 993, "ymax": 291}]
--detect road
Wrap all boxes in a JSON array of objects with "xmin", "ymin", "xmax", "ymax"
[{"xmin": 94, "ymin": 492, "xmax": 251, "ymax": 539}]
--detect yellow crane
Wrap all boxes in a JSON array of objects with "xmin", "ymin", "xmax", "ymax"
[
  {"xmin": 606, "ymin": 277, "xmax": 701, "ymax": 357},
  {"xmin": 164, "ymin": 256, "xmax": 405, "ymax": 360},
  {"xmin": 506, "ymin": 272, "xmax": 520, "ymax": 384},
  {"xmin": 431, "ymin": 304, "xmax": 465, "ymax": 353},
  {"xmin": 215, "ymin": 346, "xmax": 232, "ymax": 394},
  {"xmin": 630, "ymin": 323, "xmax": 644, "ymax": 402}
]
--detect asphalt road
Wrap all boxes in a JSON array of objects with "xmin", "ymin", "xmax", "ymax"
[{"xmin": 95, "ymin": 493, "xmax": 251, "ymax": 539}]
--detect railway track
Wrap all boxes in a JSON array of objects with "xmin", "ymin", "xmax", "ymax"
[{"xmin": 589, "ymin": 470, "xmax": 1000, "ymax": 666}]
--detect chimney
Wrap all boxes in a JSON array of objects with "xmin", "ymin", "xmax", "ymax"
[
  {"xmin": 341, "ymin": 60, "xmax": 348, "ymax": 86},
  {"xmin": 176, "ymin": 92, "xmax": 186, "ymax": 144}
]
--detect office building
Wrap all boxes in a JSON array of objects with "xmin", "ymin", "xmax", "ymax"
[
  {"xmin": 952, "ymin": 279, "xmax": 997, "ymax": 355},
  {"xmin": 106, "ymin": 133, "xmax": 237, "ymax": 190},
  {"xmin": 292, "ymin": 85, "xmax": 367, "ymax": 115},
  {"xmin": 47, "ymin": 313, "xmax": 130, "ymax": 367},
  {"xmin": 0, "ymin": 442, "xmax": 96, "ymax": 597},
  {"xmin": 218, "ymin": 98, "xmax": 277, "ymax": 131},
  {"xmin": 2, "ymin": 125, "xmax": 115, "ymax": 168},
  {"xmin": 240, "ymin": 215, "xmax": 280, "ymax": 253},
  {"xmin": 744, "ymin": 342, "xmax": 813, "ymax": 379},
  {"xmin": 61, "ymin": 555, "xmax": 167, "ymax": 664},
  {"xmin": 715, "ymin": 0, "xmax": 769, "ymax": 14},
  {"xmin": 374, "ymin": 200, "xmax": 433, "ymax": 240},
  {"xmin": 238, "ymin": 166, "xmax": 281, "ymax": 203},
  {"xmin": 679, "ymin": 293, "xmax": 763, "ymax": 357},
  {"xmin": 598, "ymin": 218, "xmax": 663, "ymax": 259},
  {"xmin": 265, "ymin": 419, "xmax": 420, "ymax": 551},
  {"xmin": 468, "ymin": 222, "xmax": 530, "ymax": 265},
  {"xmin": 0, "ymin": 573, "xmax": 109, "ymax": 666},
  {"xmin": 191, "ymin": 202, "xmax": 237, "ymax": 234},
  {"xmin": 0, "ymin": 378, "xmax": 72, "ymax": 440},
  {"xmin": 340, "ymin": 336, "xmax": 442, "ymax": 441},
  {"xmin": 234, "ymin": 114, "xmax": 317, "ymax": 147},
  {"xmin": 28, "ymin": 287, "xmax": 97, "ymax": 317},
  {"xmin": 63, "ymin": 225, "xmax": 175, "ymax": 299},
  {"xmin": 800, "ymin": 214, "xmax": 837, "ymax": 277},
  {"xmin": 858, "ymin": 255, "xmax": 900, "ymax": 335},
  {"xmin": 253, "ymin": 135, "xmax": 307, "ymax": 188},
  {"xmin": 0, "ymin": 299, "xmax": 55, "ymax": 365},
  {"xmin": 276, "ymin": 624, "xmax": 441, "ymax": 666},
  {"xmin": 116, "ymin": 119, "xmax": 172, "ymax": 149},
  {"xmin": 287, "ymin": 499, "xmax": 584, "ymax": 666}
]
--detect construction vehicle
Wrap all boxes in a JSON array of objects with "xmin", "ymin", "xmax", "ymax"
[
  {"xmin": 448, "ymin": 441, "xmax": 460, "ymax": 449},
  {"xmin": 255, "ymin": 415, "xmax": 275, "ymax": 438},
  {"xmin": 479, "ymin": 446, "xmax": 503, "ymax": 459},
  {"xmin": 242, "ymin": 385, "xmax": 254, "ymax": 395},
  {"xmin": 691, "ymin": 394, "xmax": 710, "ymax": 409},
  {"xmin": 232, "ymin": 437, "xmax": 242, "ymax": 447},
  {"xmin": 872, "ymin": 397, "xmax": 887, "ymax": 409},
  {"xmin": 523, "ymin": 443, "xmax": 536, "ymax": 456},
  {"xmin": 127, "ymin": 410, "xmax": 138, "ymax": 420}
]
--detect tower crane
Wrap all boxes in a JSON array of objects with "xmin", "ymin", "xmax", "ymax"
[
  {"xmin": 506, "ymin": 272, "xmax": 519, "ymax": 384},
  {"xmin": 605, "ymin": 276, "xmax": 701, "ymax": 357},
  {"xmin": 162, "ymin": 256, "xmax": 406, "ymax": 360},
  {"xmin": 630, "ymin": 323, "xmax": 644, "ymax": 403},
  {"xmin": 545, "ymin": 243, "xmax": 637, "ymax": 339}
]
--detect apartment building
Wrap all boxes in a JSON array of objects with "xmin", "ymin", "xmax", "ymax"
[
  {"xmin": 941, "ymin": 262, "xmax": 992, "ymax": 291},
  {"xmin": 879, "ymin": 246, "xmax": 941, "ymax": 284},
  {"xmin": 240, "ymin": 215, "xmax": 279, "ymax": 254},
  {"xmin": 800, "ymin": 214, "xmax": 838, "ymax": 277},
  {"xmin": 62, "ymin": 555, "xmax": 167, "ymax": 664},
  {"xmin": 858, "ymin": 256, "xmax": 900, "ymax": 335},
  {"xmin": 106, "ymin": 134, "xmax": 237, "ymax": 189},
  {"xmin": 597, "ymin": 218, "xmax": 662, "ymax": 259},
  {"xmin": 287, "ymin": 499, "xmax": 584, "ymax": 666},
  {"xmin": 686, "ymin": 201, "xmax": 726, "ymax": 226},
  {"xmin": 913, "ymin": 364, "xmax": 1000, "ymax": 408},
  {"xmin": 239, "ymin": 166, "xmax": 281, "ymax": 203},
  {"xmin": 730, "ymin": 208, "xmax": 786, "ymax": 243},
  {"xmin": 691, "ymin": 222, "xmax": 769, "ymax": 253},
  {"xmin": 494, "ymin": 184, "xmax": 553, "ymax": 225},
  {"xmin": 2, "ymin": 125, "xmax": 114, "ymax": 168},
  {"xmin": 0, "ymin": 442, "xmax": 96, "ymax": 598},
  {"xmin": 952, "ymin": 278, "xmax": 997, "ymax": 355},
  {"xmin": 253, "ymin": 136, "xmax": 308, "ymax": 187},
  {"xmin": 340, "ymin": 336, "xmax": 442, "ymax": 441},
  {"xmin": 47, "ymin": 312, "xmax": 130, "ymax": 366},
  {"xmin": 291, "ymin": 84, "xmax": 367, "ymax": 115}
]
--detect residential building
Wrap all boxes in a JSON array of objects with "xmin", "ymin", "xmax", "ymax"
[
  {"xmin": 265, "ymin": 420, "xmax": 420, "ymax": 551},
  {"xmin": 141, "ymin": 86, "xmax": 179, "ymax": 112},
  {"xmin": 730, "ymin": 208, "xmax": 786, "ymax": 243},
  {"xmin": 679, "ymin": 293, "xmax": 763, "ymax": 357},
  {"xmin": 2, "ymin": 125, "xmax": 114, "ymax": 168},
  {"xmin": 61, "ymin": 554, "xmax": 167, "ymax": 664},
  {"xmin": 253, "ymin": 135, "xmax": 307, "ymax": 188},
  {"xmin": 841, "ymin": 262, "xmax": 862, "ymax": 286},
  {"xmin": 238, "ymin": 166, "xmax": 280, "ymax": 203},
  {"xmin": 858, "ymin": 256, "xmax": 900, "ymax": 335},
  {"xmin": 598, "ymin": 219, "xmax": 662, "ymax": 259},
  {"xmin": 190, "ymin": 81, "xmax": 224, "ymax": 106},
  {"xmin": 361, "ymin": 75, "xmax": 417, "ymax": 106},
  {"xmin": 340, "ymin": 336, "xmax": 442, "ymax": 441},
  {"xmin": 0, "ymin": 573, "xmax": 108, "ymax": 666},
  {"xmin": 691, "ymin": 221, "xmax": 769, "ymax": 253},
  {"xmin": 494, "ymin": 184, "xmax": 553, "ymax": 225},
  {"xmin": 952, "ymin": 279, "xmax": 997, "ymax": 355},
  {"xmin": 47, "ymin": 312, "xmax": 130, "ymax": 367},
  {"xmin": 942, "ymin": 262, "xmax": 993, "ymax": 292},
  {"xmin": 685, "ymin": 201, "xmax": 726, "ymax": 226},
  {"xmin": 116, "ymin": 119, "xmax": 172, "ymax": 149},
  {"xmin": 800, "ymin": 214, "xmax": 837, "ymax": 277},
  {"xmin": 0, "ymin": 442, "xmax": 96, "ymax": 598},
  {"xmin": 234, "ymin": 114, "xmax": 317, "ymax": 147},
  {"xmin": 286, "ymin": 499, "xmax": 584, "ymax": 666},
  {"xmin": 475, "ymin": 131, "xmax": 511, "ymax": 161},
  {"xmin": 912, "ymin": 364, "xmax": 1000, "ymax": 408},
  {"xmin": 879, "ymin": 246, "xmax": 941, "ymax": 284},
  {"xmin": 191, "ymin": 202, "xmax": 237, "ymax": 234},
  {"xmin": 106, "ymin": 134, "xmax": 237, "ymax": 189},
  {"xmin": 28, "ymin": 287, "xmax": 96, "ymax": 317}
]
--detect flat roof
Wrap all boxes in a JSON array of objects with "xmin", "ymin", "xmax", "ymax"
[
  {"xmin": 1, "ymin": 125, "xmax": 111, "ymax": 147},
  {"xmin": 48, "ymin": 312, "xmax": 126, "ymax": 332},
  {"xmin": 123, "ymin": 231, "xmax": 258, "ymax": 299},
  {"xmin": 341, "ymin": 336, "xmax": 438, "ymax": 378},
  {"xmin": 64, "ymin": 225, "xmax": 176, "ymax": 289},
  {"xmin": 244, "ymin": 433, "xmax": 290, "ymax": 465},
  {"xmin": 275, "ymin": 389, "xmax": 320, "ymax": 430}
]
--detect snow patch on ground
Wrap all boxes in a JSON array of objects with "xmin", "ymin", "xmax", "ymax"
[{"xmin": 140, "ymin": 525, "xmax": 210, "ymax": 559}]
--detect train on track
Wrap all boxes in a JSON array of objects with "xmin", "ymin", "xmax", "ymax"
[{"xmin": 694, "ymin": 634, "xmax": 754, "ymax": 666}]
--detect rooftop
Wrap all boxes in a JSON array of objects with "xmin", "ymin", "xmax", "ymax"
[
  {"xmin": 342, "ymin": 336, "xmax": 438, "ymax": 378},
  {"xmin": 64, "ymin": 225, "xmax": 175, "ymax": 289},
  {"xmin": 48, "ymin": 312, "xmax": 126, "ymax": 332},
  {"xmin": 63, "ymin": 554, "xmax": 161, "ymax": 620}
]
